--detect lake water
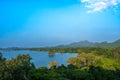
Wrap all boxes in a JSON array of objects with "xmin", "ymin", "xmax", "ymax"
[{"xmin": 0, "ymin": 50, "xmax": 77, "ymax": 68}]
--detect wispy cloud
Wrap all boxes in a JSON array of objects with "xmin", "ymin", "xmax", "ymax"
[{"xmin": 81, "ymin": 0, "xmax": 120, "ymax": 13}]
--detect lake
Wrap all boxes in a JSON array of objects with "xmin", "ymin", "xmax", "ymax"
[{"xmin": 0, "ymin": 50, "xmax": 77, "ymax": 68}]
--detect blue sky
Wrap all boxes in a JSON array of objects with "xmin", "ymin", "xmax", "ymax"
[{"xmin": 0, "ymin": 0, "xmax": 120, "ymax": 47}]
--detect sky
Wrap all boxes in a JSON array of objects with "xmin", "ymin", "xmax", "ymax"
[{"xmin": 0, "ymin": 0, "xmax": 120, "ymax": 47}]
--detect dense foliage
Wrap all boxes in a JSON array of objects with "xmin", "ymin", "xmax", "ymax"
[
  {"xmin": 0, "ymin": 47, "xmax": 120, "ymax": 80},
  {"xmin": 0, "ymin": 53, "xmax": 35, "ymax": 80}
]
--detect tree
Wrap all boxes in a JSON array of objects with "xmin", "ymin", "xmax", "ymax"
[
  {"xmin": 48, "ymin": 61, "xmax": 58, "ymax": 68},
  {"xmin": 0, "ymin": 53, "xmax": 34, "ymax": 80}
]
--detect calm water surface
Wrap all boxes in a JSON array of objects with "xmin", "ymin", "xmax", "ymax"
[{"xmin": 0, "ymin": 50, "xmax": 77, "ymax": 68}]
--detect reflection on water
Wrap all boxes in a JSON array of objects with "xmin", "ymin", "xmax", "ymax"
[
  {"xmin": 48, "ymin": 52, "xmax": 55, "ymax": 57},
  {"xmin": 0, "ymin": 50, "xmax": 77, "ymax": 68}
]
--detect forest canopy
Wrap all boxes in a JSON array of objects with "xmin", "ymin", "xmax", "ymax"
[{"xmin": 0, "ymin": 47, "xmax": 120, "ymax": 80}]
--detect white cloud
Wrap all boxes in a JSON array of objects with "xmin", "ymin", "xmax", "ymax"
[{"xmin": 81, "ymin": 0, "xmax": 120, "ymax": 13}]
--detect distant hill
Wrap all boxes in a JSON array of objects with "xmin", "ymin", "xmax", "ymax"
[
  {"xmin": 0, "ymin": 39, "xmax": 120, "ymax": 50},
  {"xmin": 55, "ymin": 39, "xmax": 120, "ymax": 48}
]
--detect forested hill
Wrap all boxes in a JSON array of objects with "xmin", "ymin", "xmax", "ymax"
[
  {"xmin": 0, "ymin": 39, "xmax": 120, "ymax": 50},
  {"xmin": 55, "ymin": 39, "xmax": 120, "ymax": 48}
]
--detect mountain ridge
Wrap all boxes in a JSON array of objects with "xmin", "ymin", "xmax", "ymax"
[{"xmin": 55, "ymin": 39, "xmax": 120, "ymax": 48}]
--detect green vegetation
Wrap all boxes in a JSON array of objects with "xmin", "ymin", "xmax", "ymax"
[
  {"xmin": 0, "ymin": 53, "xmax": 35, "ymax": 80},
  {"xmin": 0, "ymin": 47, "xmax": 120, "ymax": 80}
]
